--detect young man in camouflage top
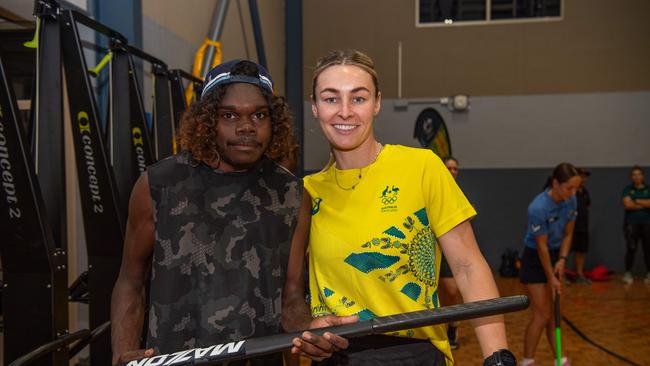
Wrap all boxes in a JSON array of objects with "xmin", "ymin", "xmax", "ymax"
[{"xmin": 111, "ymin": 60, "xmax": 352, "ymax": 365}]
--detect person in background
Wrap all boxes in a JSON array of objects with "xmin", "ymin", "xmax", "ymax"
[
  {"xmin": 519, "ymin": 163, "xmax": 580, "ymax": 366},
  {"xmin": 571, "ymin": 168, "xmax": 591, "ymax": 283},
  {"xmin": 621, "ymin": 166, "xmax": 650, "ymax": 285}
]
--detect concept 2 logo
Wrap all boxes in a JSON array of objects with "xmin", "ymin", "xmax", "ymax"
[
  {"xmin": 77, "ymin": 111, "xmax": 104, "ymax": 213},
  {"xmin": 0, "ymin": 108, "xmax": 21, "ymax": 219},
  {"xmin": 132, "ymin": 127, "xmax": 147, "ymax": 173}
]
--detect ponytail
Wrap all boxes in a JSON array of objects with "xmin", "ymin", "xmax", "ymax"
[{"xmin": 543, "ymin": 163, "xmax": 579, "ymax": 190}]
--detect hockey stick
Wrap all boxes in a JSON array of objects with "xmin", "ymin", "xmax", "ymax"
[{"xmin": 124, "ymin": 295, "xmax": 529, "ymax": 366}]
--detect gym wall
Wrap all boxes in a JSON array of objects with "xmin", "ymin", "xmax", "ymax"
[
  {"xmin": 457, "ymin": 166, "xmax": 648, "ymax": 280},
  {"xmin": 304, "ymin": 91, "xmax": 650, "ymax": 170},
  {"xmin": 303, "ymin": 0, "xmax": 650, "ymax": 98}
]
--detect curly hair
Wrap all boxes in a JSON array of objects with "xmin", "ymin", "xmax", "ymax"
[{"xmin": 177, "ymin": 66, "xmax": 297, "ymax": 165}]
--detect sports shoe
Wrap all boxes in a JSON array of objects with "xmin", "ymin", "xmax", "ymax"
[
  {"xmin": 561, "ymin": 356, "xmax": 571, "ymax": 366},
  {"xmin": 623, "ymin": 272, "xmax": 633, "ymax": 285},
  {"xmin": 644, "ymin": 273, "xmax": 650, "ymax": 285},
  {"xmin": 447, "ymin": 324, "xmax": 459, "ymax": 350}
]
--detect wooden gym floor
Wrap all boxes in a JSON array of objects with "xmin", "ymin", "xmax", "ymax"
[
  {"xmin": 297, "ymin": 274, "xmax": 650, "ymax": 366},
  {"xmin": 451, "ymin": 275, "xmax": 650, "ymax": 366},
  {"xmin": 2, "ymin": 275, "xmax": 648, "ymax": 365}
]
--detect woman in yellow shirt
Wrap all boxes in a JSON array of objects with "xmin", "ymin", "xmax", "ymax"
[{"xmin": 283, "ymin": 50, "xmax": 513, "ymax": 366}]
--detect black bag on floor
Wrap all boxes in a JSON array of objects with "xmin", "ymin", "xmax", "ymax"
[{"xmin": 499, "ymin": 248, "xmax": 520, "ymax": 277}]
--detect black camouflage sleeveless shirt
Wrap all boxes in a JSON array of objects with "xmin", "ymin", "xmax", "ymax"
[{"xmin": 146, "ymin": 152, "xmax": 302, "ymax": 355}]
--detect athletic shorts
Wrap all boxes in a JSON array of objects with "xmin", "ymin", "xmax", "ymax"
[
  {"xmin": 439, "ymin": 253, "xmax": 453, "ymax": 278},
  {"xmin": 519, "ymin": 246, "xmax": 559, "ymax": 284},
  {"xmin": 571, "ymin": 231, "xmax": 589, "ymax": 252},
  {"xmin": 314, "ymin": 335, "xmax": 446, "ymax": 366}
]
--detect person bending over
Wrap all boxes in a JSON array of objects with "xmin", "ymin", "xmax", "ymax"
[{"xmin": 519, "ymin": 163, "xmax": 580, "ymax": 366}]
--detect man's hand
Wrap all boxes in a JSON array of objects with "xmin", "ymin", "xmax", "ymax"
[
  {"xmin": 290, "ymin": 315, "xmax": 358, "ymax": 361},
  {"xmin": 113, "ymin": 348, "xmax": 155, "ymax": 366}
]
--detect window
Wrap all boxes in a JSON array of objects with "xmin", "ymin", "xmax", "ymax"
[{"xmin": 418, "ymin": 0, "xmax": 561, "ymax": 25}]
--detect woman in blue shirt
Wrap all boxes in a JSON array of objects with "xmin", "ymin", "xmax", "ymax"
[{"xmin": 519, "ymin": 163, "xmax": 580, "ymax": 366}]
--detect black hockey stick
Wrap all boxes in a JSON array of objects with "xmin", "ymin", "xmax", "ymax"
[{"xmin": 124, "ymin": 295, "xmax": 529, "ymax": 366}]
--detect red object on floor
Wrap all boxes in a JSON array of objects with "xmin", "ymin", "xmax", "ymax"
[
  {"xmin": 565, "ymin": 265, "xmax": 613, "ymax": 281},
  {"xmin": 585, "ymin": 265, "xmax": 613, "ymax": 281}
]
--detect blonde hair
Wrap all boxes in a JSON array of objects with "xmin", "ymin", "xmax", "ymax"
[
  {"xmin": 312, "ymin": 50, "xmax": 381, "ymax": 172},
  {"xmin": 311, "ymin": 49, "xmax": 380, "ymax": 101}
]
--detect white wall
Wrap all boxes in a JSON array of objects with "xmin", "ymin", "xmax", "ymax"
[{"xmin": 303, "ymin": 91, "xmax": 650, "ymax": 170}]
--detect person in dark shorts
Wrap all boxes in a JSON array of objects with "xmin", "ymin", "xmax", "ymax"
[
  {"xmin": 439, "ymin": 156, "xmax": 463, "ymax": 350},
  {"xmin": 571, "ymin": 168, "xmax": 591, "ymax": 283},
  {"xmin": 110, "ymin": 60, "xmax": 351, "ymax": 365},
  {"xmin": 519, "ymin": 163, "xmax": 580, "ymax": 366},
  {"xmin": 621, "ymin": 165, "xmax": 650, "ymax": 285}
]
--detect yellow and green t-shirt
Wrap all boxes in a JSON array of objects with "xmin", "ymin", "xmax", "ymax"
[{"xmin": 304, "ymin": 144, "xmax": 476, "ymax": 365}]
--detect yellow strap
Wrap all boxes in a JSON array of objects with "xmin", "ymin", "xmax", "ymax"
[
  {"xmin": 185, "ymin": 38, "xmax": 222, "ymax": 105},
  {"xmin": 23, "ymin": 17, "xmax": 41, "ymax": 49},
  {"xmin": 210, "ymin": 41, "xmax": 223, "ymax": 68}
]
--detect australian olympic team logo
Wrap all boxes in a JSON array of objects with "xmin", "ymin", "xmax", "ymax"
[
  {"xmin": 381, "ymin": 185, "xmax": 400, "ymax": 204},
  {"xmin": 380, "ymin": 185, "xmax": 400, "ymax": 213}
]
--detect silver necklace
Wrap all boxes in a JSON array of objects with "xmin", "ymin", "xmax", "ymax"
[{"xmin": 334, "ymin": 142, "xmax": 384, "ymax": 191}]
